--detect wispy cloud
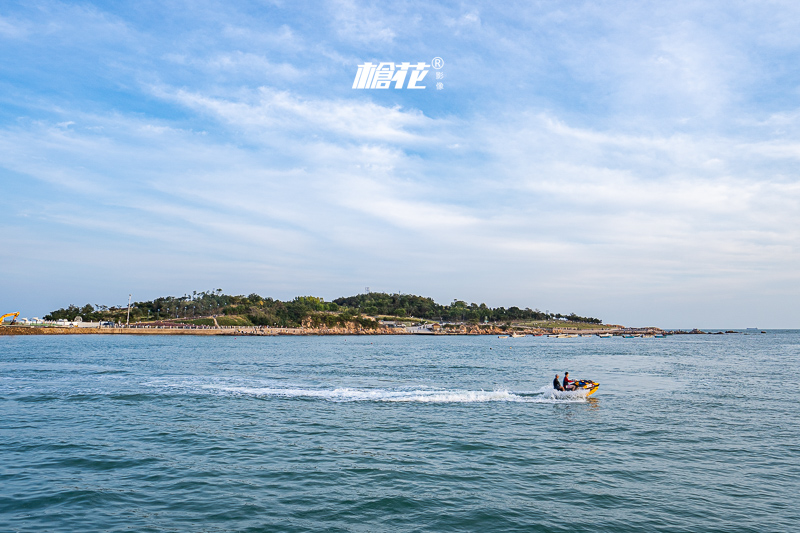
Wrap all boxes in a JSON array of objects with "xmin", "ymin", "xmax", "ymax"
[
  {"xmin": 330, "ymin": 0, "xmax": 397, "ymax": 44},
  {"xmin": 0, "ymin": 15, "xmax": 28, "ymax": 38},
  {"xmin": 157, "ymin": 85, "xmax": 443, "ymax": 144},
  {"xmin": 163, "ymin": 51, "xmax": 304, "ymax": 80}
]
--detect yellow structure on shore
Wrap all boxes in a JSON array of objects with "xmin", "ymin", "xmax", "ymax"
[{"xmin": 1, "ymin": 312, "xmax": 20, "ymax": 325}]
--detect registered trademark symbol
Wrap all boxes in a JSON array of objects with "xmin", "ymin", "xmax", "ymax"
[{"xmin": 432, "ymin": 57, "xmax": 444, "ymax": 69}]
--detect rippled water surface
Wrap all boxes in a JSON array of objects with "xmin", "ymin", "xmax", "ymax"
[{"xmin": 1, "ymin": 332, "xmax": 798, "ymax": 532}]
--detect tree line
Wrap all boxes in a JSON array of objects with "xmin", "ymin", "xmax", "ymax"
[
  {"xmin": 332, "ymin": 293, "xmax": 601, "ymax": 324},
  {"xmin": 44, "ymin": 290, "xmax": 602, "ymax": 327}
]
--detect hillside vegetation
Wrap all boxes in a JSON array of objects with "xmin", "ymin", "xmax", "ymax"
[{"xmin": 44, "ymin": 290, "xmax": 603, "ymax": 328}]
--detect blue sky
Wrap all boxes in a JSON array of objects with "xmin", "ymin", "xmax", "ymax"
[{"xmin": 2, "ymin": 0, "xmax": 799, "ymax": 328}]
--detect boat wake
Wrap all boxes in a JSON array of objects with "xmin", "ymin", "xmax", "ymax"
[{"xmin": 147, "ymin": 380, "xmax": 593, "ymax": 404}]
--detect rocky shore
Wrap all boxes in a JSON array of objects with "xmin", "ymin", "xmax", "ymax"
[
  {"xmin": 0, "ymin": 324, "xmax": 511, "ymax": 336},
  {"xmin": 3, "ymin": 325, "xmax": 741, "ymax": 337}
]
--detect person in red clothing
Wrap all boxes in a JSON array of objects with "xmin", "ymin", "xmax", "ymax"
[{"xmin": 562, "ymin": 372, "xmax": 576, "ymax": 391}]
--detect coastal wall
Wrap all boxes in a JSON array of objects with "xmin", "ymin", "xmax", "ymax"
[
  {"xmin": 2, "ymin": 325, "xmax": 719, "ymax": 337},
  {"xmin": 0, "ymin": 325, "xmax": 512, "ymax": 336},
  {"xmin": 0, "ymin": 326, "xmax": 222, "ymax": 335}
]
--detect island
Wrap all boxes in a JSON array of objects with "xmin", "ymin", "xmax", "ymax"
[{"xmin": 2, "ymin": 290, "xmax": 670, "ymax": 336}]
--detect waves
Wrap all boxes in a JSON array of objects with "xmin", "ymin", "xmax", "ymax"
[
  {"xmin": 6, "ymin": 334, "xmax": 799, "ymax": 533},
  {"xmin": 148, "ymin": 380, "xmax": 594, "ymax": 403}
]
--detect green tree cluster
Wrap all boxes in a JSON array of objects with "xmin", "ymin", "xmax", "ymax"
[
  {"xmin": 332, "ymin": 293, "xmax": 602, "ymax": 324},
  {"xmin": 44, "ymin": 290, "xmax": 602, "ymax": 327}
]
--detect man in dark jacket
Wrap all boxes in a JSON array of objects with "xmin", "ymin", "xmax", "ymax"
[{"xmin": 553, "ymin": 374, "xmax": 564, "ymax": 391}]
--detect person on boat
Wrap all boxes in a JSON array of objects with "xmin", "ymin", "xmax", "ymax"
[
  {"xmin": 553, "ymin": 374, "xmax": 564, "ymax": 391},
  {"xmin": 563, "ymin": 372, "xmax": 576, "ymax": 391}
]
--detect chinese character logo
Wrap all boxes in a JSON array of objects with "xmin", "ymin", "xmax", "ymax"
[{"xmin": 352, "ymin": 61, "xmax": 436, "ymax": 89}]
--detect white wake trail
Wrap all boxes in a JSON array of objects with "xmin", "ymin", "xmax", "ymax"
[{"xmin": 150, "ymin": 379, "xmax": 592, "ymax": 403}]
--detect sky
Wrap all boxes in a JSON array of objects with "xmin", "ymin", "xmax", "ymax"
[{"xmin": 1, "ymin": 0, "xmax": 799, "ymax": 328}]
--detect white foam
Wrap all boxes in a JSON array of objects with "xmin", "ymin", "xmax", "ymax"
[{"xmin": 150, "ymin": 380, "xmax": 591, "ymax": 404}]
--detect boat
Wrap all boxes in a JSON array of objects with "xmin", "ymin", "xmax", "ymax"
[
  {"xmin": 568, "ymin": 379, "xmax": 600, "ymax": 397},
  {"xmin": 597, "ymin": 333, "xmax": 613, "ymax": 338},
  {"xmin": 497, "ymin": 335, "xmax": 509, "ymax": 338},
  {"xmin": 510, "ymin": 332, "xmax": 526, "ymax": 338}
]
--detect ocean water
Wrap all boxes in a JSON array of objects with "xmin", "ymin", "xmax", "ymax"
[{"xmin": 1, "ymin": 332, "xmax": 798, "ymax": 532}]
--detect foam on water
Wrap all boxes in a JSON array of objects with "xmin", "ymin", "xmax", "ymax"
[{"xmin": 148, "ymin": 379, "xmax": 591, "ymax": 403}]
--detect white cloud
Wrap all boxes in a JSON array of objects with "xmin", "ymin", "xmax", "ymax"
[
  {"xmin": 163, "ymin": 51, "xmax": 304, "ymax": 79},
  {"xmin": 0, "ymin": 15, "xmax": 28, "ymax": 38},
  {"xmin": 159, "ymin": 85, "xmax": 442, "ymax": 144},
  {"xmin": 445, "ymin": 10, "xmax": 481, "ymax": 32},
  {"xmin": 6, "ymin": 96, "xmax": 797, "ymax": 307},
  {"xmin": 329, "ymin": 0, "xmax": 396, "ymax": 44},
  {"xmin": 221, "ymin": 24, "xmax": 301, "ymax": 51}
]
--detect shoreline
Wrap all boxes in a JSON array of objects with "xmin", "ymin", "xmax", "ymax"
[
  {"xmin": 0, "ymin": 325, "xmax": 714, "ymax": 337},
  {"xmin": 1, "ymin": 325, "xmax": 505, "ymax": 336}
]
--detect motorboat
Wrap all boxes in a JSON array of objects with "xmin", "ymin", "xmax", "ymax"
[
  {"xmin": 556, "ymin": 379, "xmax": 600, "ymax": 397},
  {"xmin": 572, "ymin": 379, "xmax": 599, "ymax": 396}
]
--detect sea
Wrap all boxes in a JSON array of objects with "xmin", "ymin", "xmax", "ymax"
[{"xmin": 1, "ymin": 331, "xmax": 798, "ymax": 532}]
